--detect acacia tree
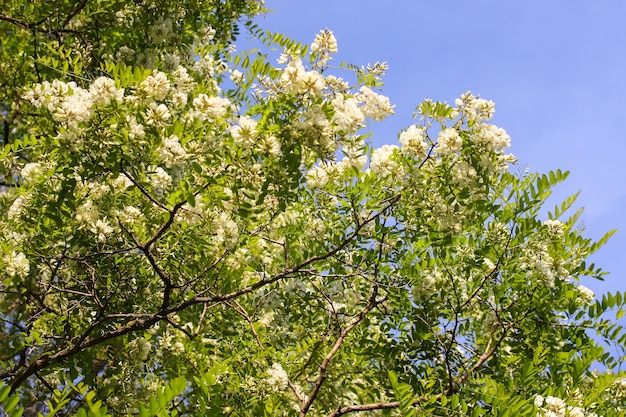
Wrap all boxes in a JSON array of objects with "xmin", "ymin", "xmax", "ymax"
[{"xmin": 1, "ymin": 2, "xmax": 626, "ymax": 416}]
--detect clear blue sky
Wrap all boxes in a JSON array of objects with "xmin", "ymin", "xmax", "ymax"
[{"xmin": 255, "ymin": 1, "xmax": 626, "ymax": 300}]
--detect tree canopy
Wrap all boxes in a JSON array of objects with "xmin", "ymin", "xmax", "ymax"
[{"xmin": 1, "ymin": 1, "xmax": 625, "ymax": 416}]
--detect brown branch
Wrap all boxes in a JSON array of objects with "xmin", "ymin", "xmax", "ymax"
[
  {"xmin": 300, "ymin": 285, "xmax": 380, "ymax": 416},
  {"xmin": 5, "ymin": 196, "xmax": 401, "ymax": 394}
]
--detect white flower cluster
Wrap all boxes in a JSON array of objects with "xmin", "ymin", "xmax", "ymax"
[
  {"xmin": 576, "ymin": 285, "xmax": 595, "ymax": 303},
  {"xmin": 310, "ymin": 29, "xmax": 338, "ymax": 67},
  {"xmin": 332, "ymin": 93, "xmax": 365, "ymax": 134},
  {"xmin": 370, "ymin": 145, "xmax": 400, "ymax": 176},
  {"xmin": 23, "ymin": 77, "xmax": 123, "ymax": 127},
  {"xmin": 4, "ymin": 251, "xmax": 30, "ymax": 278},
  {"xmin": 128, "ymin": 337, "xmax": 151, "ymax": 362},
  {"xmin": 157, "ymin": 135, "xmax": 188, "ymax": 168},
  {"xmin": 455, "ymin": 91, "xmax": 495, "ymax": 122},
  {"xmin": 437, "ymin": 128, "xmax": 462, "ymax": 156},
  {"xmin": 75, "ymin": 198, "xmax": 118, "ymax": 243},
  {"xmin": 149, "ymin": 17, "xmax": 174, "ymax": 44},
  {"xmin": 266, "ymin": 362, "xmax": 289, "ymax": 391},
  {"xmin": 534, "ymin": 395, "xmax": 587, "ymax": 417},
  {"xmin": 279, "ymin": 56, "xmax": 326, "ymax": 96},
  {"xmin": 7, "ymin": 195, "xmax": 29, "ymax": 221},
  {"xmin": 399, "ymin": 124, "xmax": 428, "ymax": 157},
  {"xmin": 356, "ymin": 86, "xmax": 395, "ymax": 121},
  {"xmin": 192, "ymin": 93, "xmax": 231, "ymax": 121},
  {"xmin": 544, "ymin": 219, "xmax": 565, "ymax": 237}
]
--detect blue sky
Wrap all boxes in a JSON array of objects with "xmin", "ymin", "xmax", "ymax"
[{"xmin": 255, "ymin": 1, "xmax": 626, "ymax": 299}]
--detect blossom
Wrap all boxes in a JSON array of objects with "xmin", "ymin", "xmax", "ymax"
[
  {"xmin": 437, "ymin": 128, "xmax": 462, "ymax": 155},
  {"xmin": 127, "ymin": 116, "xmax": 145, "ymax": 140},
  {"xmin": 157, "ymin": 135, "xmax": 188, "ymax": 168},
  {"xmin": 231, "ymin": 116, "xmax": 259, "ymax": 148},
  {"xmin": 544, "ymin": 219, "xmax": 565, "ymax": 237},
  {"xmin": 576, "ymin": 285, "xmax": 595, "ymax": 303},
  {"xmin": 144, "ymin": 103, "xmax": 171, "ymax": 126},
  {"xmin": 455, "ymin": 91, "xmax": 495, "ymax": 122},
  {"xmin": 279, "ymin": 57, "xmax": 306, "ymax": 94},
  {"xmin": 89, "ymin": 77, "xmax": 124, "ymax": 105},
  {"xmin": 214, "ymin": 212, "xmax": 239, "ymax": 249},
  {"xmin": 21, "ymin": 162, "xmax": 46, "ymax": 183},
  {"xmin": 7, "ymin": 195, "xmax": 28, "ymax": 220},
  {"xmin": 116, "ymin": 206, "xmax": 143, "ymax": 226},
  {"xmin": 129, "ymin": 337, "xmax": 151, "ymax": 362},
  {"xmin": 4, "ymin": 251, "xmax": 30, "ymax": 278},
  {"xmin": 399, "ymin": 124, "xmax": 428, "ymax": 157},
  {"xmin": 357, "ymin": 86, "xmax": 394, "ymax": 121},
  {"xmin": 258, "ymin": 135, "xmax": 281, "ymax": 157},
  {"xmin": 332, "ymin": 94, "xmax": 364, "ymax": 134},
  {"xmin": 311, "ymin": 29, "xmax": 338, "ymax": 66},
  {"xmin": 116, "ymin": 46, "xmax": 135, "ymax": 62},
  {"xmin": 266, "ymin": 363, "xmax": 289, "ymax": 391},
  {"xmin": 230, "ymin": 69, "xmax": 245, "ymax": 85},
  {"xmin": 475, "ymin": 123, "xmax": 511, "ymax": 152},
  {"xmin": 299, "ymin": 70, "xmax": 325, "ymax": 96},
  {"xmin": 370, "ymin": 145, "xmax": 400, "ymax": 176},
  {"xmin": 306, "ymin": 165, "xmax": 329, "ymax": 188},
  {"xmin": 150, "ymin": 167, "xmax": 172, "ymax": 189},
  {"xmin": 149, "ymin": 17, "xmax": 173, "ymax": 44},
  {"xmin": 192, "ymin": 94, "xmax": 231, "ymax": 120},
  {"xmin": 139, "ymin": 71, "xmax": 171, "ymax": 101},
  {"xmin": 76, "ymin": 199, "xmax": 100, "ymax": 227},
  {"xmin": 311, "ymin": 29, "xmax": 338, "ymax": 54}
]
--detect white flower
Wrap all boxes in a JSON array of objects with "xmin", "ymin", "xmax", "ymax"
[
  {"xmin": 116, "ymin": 206, "xmax": 143, "ymax": 226},
  {"xmin": 21, "ymin": 162, "xmax": 46, "ymax": 183},
  {"xmin": 192, "ymin": 94, "xmax": 231, "ymax": 120},
  {"xmin": 214, "ymin": 212, "xmax": 239, "ymax": 249},
  {"xmin": 172, "ymin": 341, "xmax": 185, "ymax": 355},
  {"xmin": 475, "ymin": 123, "xmax": 511, "ymax": 152},
  {"xmin": 128, "ymin": 337, "xmax": 151, "ymax": 362},
  {"xmin": 144, "ymin": 103, "xmax": 171, "ymax": 126},
  {"xmin": 311, "ymin": 29, "xmax": 338, "ymax": 54},
  {"xmin": 370, "ymin": 145, "xmax": 400, "ymax": 176},
  {"xmin": 357, "ymin": 86, "xmax": 395, "ymax": 121},
  {"xmin": 7, "ymin": 195, "xmax": 28, "ymax": 220},
  {"xmin": 437, "ymin": 128, "xmax": 462, "ymax": 155},
  {"xmin": 149, "ymin": 17, "xmax": 173, "ymax": 44},
  {"xmin": 89, "ymin": 77, "xmax": 124, "ymax": 105},
  {"xmin": 280, "ymin": 57, "xmax": 306, "ymax": 94},
  {"xmin": 127, "ymin": 116, "xmax": 145, "ymax": 140},
  {"xmin": 231, "ymin": 116, "xmax": 259, "ymax": 148},
  {"xmin": 543, "ymin": 219, "xmax": 564, "ymax": 237},
  {"xmin": 150, "ymin": 167, "xmax": 172, "ymax": 189},
  {"xmin": 162, "ymin": 53, "xmax": 181, "ymax": 71},
  {"xmin": 544, "ymin": 396, "xmax": 566, "ymax": 416},
  {"xmin": 90, "ymin": 218, "xmax": 114, "ymax": 242},
  {"xmin": 157, "ymin": 135, "xmax": 187, "ymax": 168},
  {"xmin": 399, "ymin": 124, "xmax": 428, "ymax": 157},
  {"xmin": 139, "ymin": 71, "xmax": 171, "ymax": 101},
  {"xmin": 258, "ymin": 135, "xmax": 281, "ymax": 157},
  {"xmin": 266, "ymin": 363, "xmax": 289, "ymax": 391},
  {"xmin": 76, "ymin": 200, "xmax": 100, "ymax": 227},
  {"xmin": 230, "ymin": 69, "xmax": 245, "ymax": 85},
  {"xmin": 306, "ymin": 165, "xmax": 329, "ymax": 188},
  {"xmin": 299, "ymin": 70, "xmax": 325, "ymax": 96},
  {"xmin": 567, "ymin": 406, "xmax": 585, "ymax": 417},
  {"xmin": 116, "ymin": 46, "xmax": 135, "ymax": 62},
  {"xmin": 576, "ymin": 285, "xmax": 595, "ymax": 303},
  {"xmin": 311, "ymin": 29, "xmax": 338, "ymax": 66},
  {"xmin": 5, "ymin": 251, "xmax": 30, "ymax": 278},
  {"xmin": 332, "ymin": 94, "xmax": 364, "ymax": 134}
]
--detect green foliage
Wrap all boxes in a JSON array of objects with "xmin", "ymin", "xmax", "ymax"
[{"xmin": 0, "ymin": 1, "xmax": 624, "ymax": 416}]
